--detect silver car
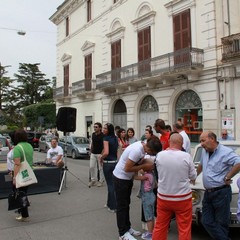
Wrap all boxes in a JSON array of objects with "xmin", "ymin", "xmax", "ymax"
[
  {"xmin": 38, "ymin": 135, "xmax": 52, "ymax": 153},
  {"xmin": 0, "ymin": 136, "xmax": 10, "ymax": 162},
  {"xmin": 192, "ymin": 141, "xmax": 240, "ymax": 227},
  {"xmin": 58, "ymin": 136, "xmax": 90, "ymax": 159}
]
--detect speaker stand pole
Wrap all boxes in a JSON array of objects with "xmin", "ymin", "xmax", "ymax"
[
  {"xmin": 58, "ymin": 132, "xmax": 68, "ymax": 194},
  {"xmin": 58, "ymin": 132, "xmax": 82, "ymax": 194}
]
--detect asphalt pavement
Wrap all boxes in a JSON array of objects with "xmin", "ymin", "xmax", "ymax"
[
  {"xmin": 0, "ymin": 152, "xmax": 238, "ymax": 240},
  {"xmin": 0, "ymin": 153, "xmax": 157, "ymax": 240}
]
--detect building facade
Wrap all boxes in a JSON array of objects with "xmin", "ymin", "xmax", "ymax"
[{"xmin": 50, "ymin": 0, "xmax": 240, "ymax": 141}]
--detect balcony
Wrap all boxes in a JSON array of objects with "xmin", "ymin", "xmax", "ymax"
[
  {"xmin": 53, "ymin": 86, "xmax": 72, "ymax": 103},
  {"xmin": 96, "ymin": 47, "xmax": 203, "ymax": 93},
  {"xmin": 222, "ymin": 33, "xmax": 240, "ymax": 62},
  {"xmin": 72, "ymin": 79, "xmax": 96, "ymax": 99}
]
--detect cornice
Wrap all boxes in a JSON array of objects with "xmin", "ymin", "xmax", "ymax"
[{"xmin": 50, "ymin": 0, "xmax": 84, "ymax": 25}]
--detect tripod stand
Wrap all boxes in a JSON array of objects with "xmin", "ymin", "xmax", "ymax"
[{"xmin": 58, "ymin": 132, "xmax": 81, "ymax": 194}]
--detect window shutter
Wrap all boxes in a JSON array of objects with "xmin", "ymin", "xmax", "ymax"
[
  {"xmin": 85, "ymin": 54, "xmax": 92, "ymax": 90},
  {"xmin": 66, "ymin": 17, "xmax": 69, "ymax": 37},
  {"xmin": 173, "ymin": 9, "xmax": 191, "ymax": 51},
  {"xmin": 111, "ymin": 40, "xmax": 121, "ymax": 81},
  {"xmin": 64, "ymin": 65, "xmax": 69, "ymax": 96}
]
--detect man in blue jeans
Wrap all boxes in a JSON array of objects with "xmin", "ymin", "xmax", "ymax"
[
  {"xmin": 197, "ymin": 131, "xmax": 240, "ymax": 240},
  {"xmin": 113, "ymin": 137, "xmax": 162, "ymax": 240}
]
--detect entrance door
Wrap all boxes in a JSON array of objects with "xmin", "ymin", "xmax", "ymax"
[
  {"xmin": 139, "ymin": 95, "xmax": 159, "ymax": 138},
  {"xmin": 175, "ymin": 90, "xmax": 202, "ymax": 142},
  {"xmin": 113, "ymin": 99, "xmax": 127, "ymax": 130}
]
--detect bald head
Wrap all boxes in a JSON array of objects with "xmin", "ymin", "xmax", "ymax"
[{"xmin": 169, "ymin": 133, "xmax": 183, "ymax": 150}]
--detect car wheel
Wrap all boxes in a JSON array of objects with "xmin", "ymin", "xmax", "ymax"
[{"xmin": 72, "ymin": 150, "xmax": 77, "ymax": 159}]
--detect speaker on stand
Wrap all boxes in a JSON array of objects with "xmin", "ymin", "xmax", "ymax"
[{"xmin": 56, "ymin": 107, "xmax": 81, "ymax": 194}]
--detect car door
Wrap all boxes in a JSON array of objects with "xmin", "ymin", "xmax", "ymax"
[{"xmin": 67, "ymin": 136, "xmax": 72, "ymax": 156}]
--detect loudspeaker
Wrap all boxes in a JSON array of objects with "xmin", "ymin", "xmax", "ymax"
[{"xmin": 56, "ymin": 107, "xmax": 76, "ymax": 132}]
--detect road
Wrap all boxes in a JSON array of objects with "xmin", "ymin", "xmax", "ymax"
[{"xmin": 28, "ymin": 151, "xmax": 239, "ymax": 240}]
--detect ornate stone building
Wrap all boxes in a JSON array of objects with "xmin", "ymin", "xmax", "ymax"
[{"xmin": 50, "ymin": 0, "xmax": 240, "ymax": 142}]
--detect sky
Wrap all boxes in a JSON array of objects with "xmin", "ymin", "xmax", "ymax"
[{"xmin": 0, "ymin": 0, "xmax": 64, "ymax": 79}]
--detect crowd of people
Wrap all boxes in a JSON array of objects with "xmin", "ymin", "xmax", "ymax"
[
  {"xmin": 86, "ymin": 119, "xmax": 240, "ymax": 240},
  {"xmin": 6, "ymin": 122, "xmax": 240, "ymax": 240}
]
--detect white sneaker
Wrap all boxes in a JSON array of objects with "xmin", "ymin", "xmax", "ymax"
[
  {"xmin": 129, "ymin": 227, "xmax": 141, "ymax": 236},
  {"xmin": 97, "ymin": 181, "xmax": 103, "ymax": 187},
  {"xmin": 119, "ymin": 231, "xmax": 137, "ymax": 240},
  {"xmin": 88, "ymin": 181, "xmax": 96, "ymax": 187}
]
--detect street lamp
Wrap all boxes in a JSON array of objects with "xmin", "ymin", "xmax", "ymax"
[{"xmin": 0, "ymin": 27, "xmax": 26, "ymax": 36}]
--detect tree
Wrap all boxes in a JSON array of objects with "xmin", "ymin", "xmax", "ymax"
[
  {"xmin": 23, "ymin": 103, "xmax": 56, "ymax": 130},
  {"xmin": 14, "ymin": 63, "xmax": 52, "ymax": 107},
  {"xmin": 0, "ymin": 63, "xmax": 13, "ymax": 110},
  {"xmin": 0, "ymin": 63, "xmax": 55, "ymax": 128}
]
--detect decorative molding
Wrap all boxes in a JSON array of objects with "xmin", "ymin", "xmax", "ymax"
[
  {"xmin": 50, "ymin": 0, "xmax": 85, "ymax": 25},
  {"xmin": 106, "ymin": 26, "xmax": 125, "ymax": 43},
  {"xmin": 81, "ymin": 41, "xmax": 95, "ymax": 55},
  {"xmin": 164, "ymin": 0, "xmax": 196, "ymax": 16},
  {"xmin": 61, "ymin": 53, "xmax": 72, "ymax": 64},
  {"xmin": 131, "ymin": 10, "xmax": 156, "ymax": 31}
]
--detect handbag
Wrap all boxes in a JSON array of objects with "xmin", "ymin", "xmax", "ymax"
[
  {"xmin": 8, "ymin": 190, "xmax": 30, "ymax": 211},
  {"xmin": 15, "ymin": 145, "xmax": 38, "ymax": 189}
]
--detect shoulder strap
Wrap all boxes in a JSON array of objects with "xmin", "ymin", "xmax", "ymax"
[{"xmin": 18, "ymin": 144, "xmax": 26, "ymax": 162}]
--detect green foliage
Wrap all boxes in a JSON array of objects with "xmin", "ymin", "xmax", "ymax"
[
  {"xmin": 0, "ymin": 63, "xmax": 55, "ymax": 130},
  {"xmin": 23, "ymin": 103, "xmax": 56, "ymax": 131}
]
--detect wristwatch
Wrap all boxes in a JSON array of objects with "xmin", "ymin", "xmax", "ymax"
[{"xmin": 224, "ymin": 176, "xmax": 231, "ymax": 181}]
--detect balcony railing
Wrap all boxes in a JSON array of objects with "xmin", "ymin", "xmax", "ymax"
[
  {"xmin": 222, "ymin": 33, "xmax": 240, "ymax": 62},
  {"xmin": 53, "ymin": 86, "xmax": 72, "ymax": 99},
  {"xmin": 72, "ymin": 79, "xmax": 96, "ymax": 95},
  {"xmin": 96, "ymin": 47, "xmax": 203, "ymax": 89}
]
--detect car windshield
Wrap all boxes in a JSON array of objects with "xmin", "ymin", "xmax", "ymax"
[
  {"xmin": 0, "ymin": 137, "xmax": 7, "ymax": 147},
  {"xmin": 45, "ymin": 137, "xmax": 52, "ymax": 142},
  {"xmin": 72, "ymin": 137, "xmax": 89, "ymax": 144}
]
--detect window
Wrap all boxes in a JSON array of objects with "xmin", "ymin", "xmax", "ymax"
[
  {"xmin": 63, "ymin": 65, "xmax": 69, "ymax": 96},
  {"xmin": 111, "ymin": 40, "xmax": 121, "ymax": 81},
  {"xmin": 87, "ymin": 0, "xmax": 91, "ymax": 22},
  {"xmin": 138, "ymin": 27, "xmax": 151, "ymax": 74},
  {"xmin": 85, "ymin": 54, "xmax": 92, "ymax": 91},
  {"xmin": 65, "ymin": 17, "xmax": 69, "ymax": 37},
  {"xmin": 173, "ymin": 9, "xmax": 191, "ymax": 51},
  {"xmin": 173, "ymin": 9, "xmax": 191, "ymax": 65},
  {"xmin": 233, "ymin": 39, "xmax": 240, "ymax": 53}
]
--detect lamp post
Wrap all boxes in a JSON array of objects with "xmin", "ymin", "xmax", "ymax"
[{"xmin": 0, "ymin": 27, "xmax": 26, "ymax": 36}]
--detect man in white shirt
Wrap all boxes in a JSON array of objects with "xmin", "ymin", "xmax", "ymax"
[
  {"xmin": 46, "ymin": 137, "xmax": 63, "ymax": 166},
  {"xmin": 173, "ymin": 121, "xmax": 191, "ymax": 154},
  {"xmin": 153, "ymin": 133, "xmax": 196, "ymax": 240},
  {"xmin": 113, "ymin": 137, "xmax": 162, "ymax": 240}
]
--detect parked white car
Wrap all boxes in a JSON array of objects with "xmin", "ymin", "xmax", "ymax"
[{"xmin": 191, "ymin": 141, "xmax": 240, "ymax": 227}]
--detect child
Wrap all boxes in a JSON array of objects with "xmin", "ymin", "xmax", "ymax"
[{"xmin": 135, "ymin": 159, "xmax": 156, "ymax": 240}]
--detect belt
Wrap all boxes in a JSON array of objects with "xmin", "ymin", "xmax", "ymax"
[
  {"xmin": 205, "ymin": 185, "xmax": 229, "ymax": 192},
  {"xmin": 103, "ymin": 160, "xmax": 117, "ymax": 163}
]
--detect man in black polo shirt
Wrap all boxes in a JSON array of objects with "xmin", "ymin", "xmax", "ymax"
[{"xmin": 88, "ymin": 122, "xmax": 104, "ymax": 187}]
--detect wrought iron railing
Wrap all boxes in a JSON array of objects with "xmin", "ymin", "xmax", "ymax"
[
  {"xmin": 222, "ymin": 33, "xmax": 240, "ymax": 62},
  {"xmin": 96, "ymin": 47, "xmax": 203, "ymax": 89}
]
